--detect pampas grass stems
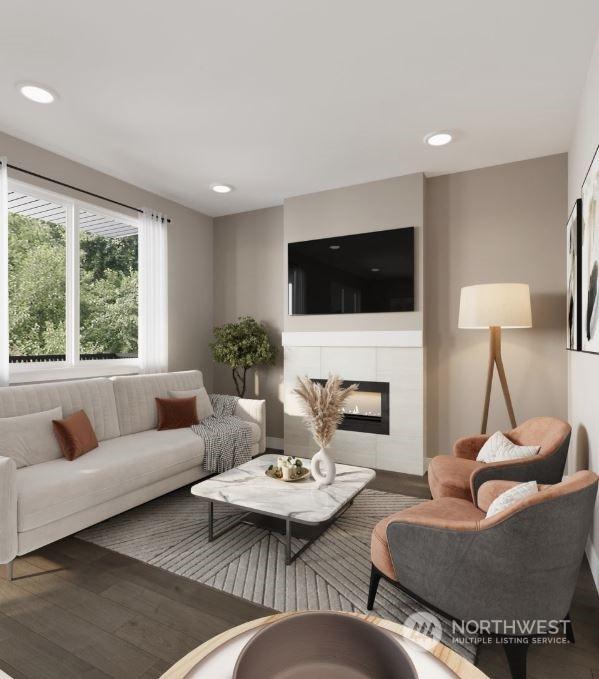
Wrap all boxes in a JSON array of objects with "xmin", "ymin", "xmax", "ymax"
[{"xmin": 293, "ymin": 374, "xmax": 357, "ymax": 449}]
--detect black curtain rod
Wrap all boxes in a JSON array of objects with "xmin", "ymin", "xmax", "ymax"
[{"xmin": 5, "ymin": 162, "xmax": 171, "ymax": 223}]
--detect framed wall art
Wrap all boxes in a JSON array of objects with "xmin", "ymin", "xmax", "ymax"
[
  {"xmin": 567, "ymin": 199, "xmax": 582, "ymax": 350},
  {"xmin": 581, "ymin": 143, "xmax": 599, "ymax": 353}
]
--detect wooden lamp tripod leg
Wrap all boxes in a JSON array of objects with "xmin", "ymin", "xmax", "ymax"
[
  {"xmin": 481, "ymin": 329, "xmax": 495, "ymax": 434},
  {"xmin": 494, "ymin": 332, "xmax": 517, "ymax": 430},
  {"xmin": 481, "ymin": 326, "xmax": 517, "ymax": 434}
]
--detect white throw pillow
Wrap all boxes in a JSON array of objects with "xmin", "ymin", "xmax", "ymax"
[
  {"xmin": 476, "ymin": 431, "xmax": 540, "ymax": 463},
  {"xmin": 169, "ymin": 387, "xmax": 214, "ymax": 422},
  {"xmin": 486, "ymin": 481, "xmax": 539, "ymax": 518},
  {"xmin": 0, "ymin": 407, "xmax": 64, "ymax": 468}
]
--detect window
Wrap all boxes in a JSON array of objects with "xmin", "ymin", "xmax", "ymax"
[
  {"xmin": 79, "ymin": 208, "xmax": 138, "ymax": 359},
  {"xmin": 8, "ymin": 191, "xmax": 67, "ymax": 360},
  {"xmin": 7, "ymin": 180, "xmax": 139, "ymax": 375}
]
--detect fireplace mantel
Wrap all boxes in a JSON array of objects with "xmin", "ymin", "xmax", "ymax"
[{"xmin": 282, "ymin": 330, "xmax": 423, "ymax": 348}]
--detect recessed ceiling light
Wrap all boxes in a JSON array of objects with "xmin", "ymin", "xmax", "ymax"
[
  {"xmin": 210, "ymin": 183, "xmax": 234, "ymax": 194},
  {"xmin": 371, "ymin": 268, "xmax": 380, "ymax": 272},
  {"xmin": 18, "ymin": 82, "xmax": 56, "ymax": 104},
  {"xmin": 329, "ymin": 245, "xmax": 341, "ymax": 250},
  {"xmin": 424, "ymin": 131, "xmax": 453, "ymax": 147}
]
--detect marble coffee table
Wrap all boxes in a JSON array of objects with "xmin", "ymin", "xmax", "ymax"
[{"xmin": 191, "ymin": 453, "xmax": 375, "ymax": 565}]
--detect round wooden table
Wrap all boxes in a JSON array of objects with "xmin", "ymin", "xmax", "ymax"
[{"xmin": 161, "ymin": 612, "xmax": 489, "ymax": 679}]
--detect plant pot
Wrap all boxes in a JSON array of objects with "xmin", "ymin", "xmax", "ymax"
[{"xmin": 311, "ymin": 447, "xmax": 336, "ymax": 487}]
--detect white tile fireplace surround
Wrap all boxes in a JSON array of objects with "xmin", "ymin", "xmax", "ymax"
[{"xmin": 283, "ymin": 331, "xmax": 424, "ymax": 474}]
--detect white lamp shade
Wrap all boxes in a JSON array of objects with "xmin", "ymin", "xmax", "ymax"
[{"xmin": 459, "ymin": 283, "xmax": 532, "ymax": 329}]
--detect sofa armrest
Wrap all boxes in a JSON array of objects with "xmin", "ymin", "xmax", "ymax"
[
  {"xmin": 234, "ymin": 398, "xmax": 266, "ymax": 454},
  {"xmin": 0, "ymin": 456, "xmax": 18, "ymax": 565},
  {"xmin": 453, "ymin": 435, "xmax": 489, "ymax": 460}
]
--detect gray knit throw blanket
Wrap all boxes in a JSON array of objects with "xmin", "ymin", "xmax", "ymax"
[{"xmin": 191, "ymin": 393, "xmax": 253, "ymax": 473}]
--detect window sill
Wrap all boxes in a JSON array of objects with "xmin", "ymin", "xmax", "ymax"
[{"xmin": 9, "ymin": 359, "xmax": 140, "ymax": 385}]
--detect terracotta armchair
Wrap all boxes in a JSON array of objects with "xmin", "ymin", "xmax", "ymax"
[
  {"xmin": 368, "ymin": 470, "xmax": 598, "ymax": 679},
  {"xmin": 428, "ymin": 417, "xmax": 571, "ymax": 503}
]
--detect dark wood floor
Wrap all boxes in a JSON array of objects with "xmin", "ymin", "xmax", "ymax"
[{"xmin": 0, "ymin": 466, "xmax": 597, "ymax": 679}]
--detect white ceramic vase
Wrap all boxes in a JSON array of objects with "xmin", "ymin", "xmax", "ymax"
[{"xmin": 311, "ymin": 447, "xmax": 336, "ymax": 487}]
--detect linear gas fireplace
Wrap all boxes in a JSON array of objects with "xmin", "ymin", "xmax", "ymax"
[
  {"xmin": 284, "ymin": 332, "xmax": 424, "ymax": 474},
  {"xmin": 311, "ymin": 379, "xmax": 390, "ymax": 435}
]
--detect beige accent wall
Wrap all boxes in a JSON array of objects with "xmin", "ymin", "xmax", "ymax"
[
  {"xmin": 426, "ymin": 154, "xmax": 568, "ymax": 458},
  {"xmin": 0, "ymin": 131, "xmax": 214, "ymax": 386},
  {"xmin": 213, "ymin": 162, "xmax": 568, "ymax": 450},
  {"xmin": 567, "ymin": 31, "xmax": 599, "ymax": 590},
  {"xmin": 213, "ymin": 207, "xmax": 284, "ymax": 438},
  {"xmin": 284, "ymin": 173, "xmax": 424, "ymax": 331}
]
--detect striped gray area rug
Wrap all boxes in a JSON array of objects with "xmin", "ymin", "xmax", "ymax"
[{"xmin": 77, "ymin": 486, "xmax": 476, "ymax": 661}]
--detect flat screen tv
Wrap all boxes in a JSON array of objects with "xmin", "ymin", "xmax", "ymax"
[{"xmin": 288, "ymin": 227, "xmax": 414, "ymax": 315}]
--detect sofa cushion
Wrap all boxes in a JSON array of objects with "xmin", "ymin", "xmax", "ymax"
[
  {"xmin": 486, "ymin": 481, "xmax": 539, "ymax": 518},
  {"xmin": 428, "ymin": 454, "xmax": 483, "ymax": 501},
  {"xmin": 112, "ymin": 371, "xmax": 204, "ymax": 435},
  {"xmin": 156, "ymin": 396, "xmax": 199, "ymax": 430},
  {"xmin": 16, "ymin": 428, "xmax": 204, "ymax": 532},
  {"xmin": 0, "ymin": 407, "xmax": 63, "ymax": 468},
  {"xmin": 0, "ymin": 378, "xmax": 120, "ymax": 442},
  {"xmin": 52, "ymin": 410, "xmax": 99, "ymax": 461},
  {"xmin": 476, "ymin": 430, "xmax": 539, "ymax": 463}
]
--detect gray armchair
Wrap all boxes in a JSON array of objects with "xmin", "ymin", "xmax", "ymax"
[{"xmin": 369, "ymin": 470, "xmax": 598, "ymax": 679}]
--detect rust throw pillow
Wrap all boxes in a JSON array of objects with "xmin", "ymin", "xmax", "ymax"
[
  {"xmin": 53, "ymin": 410, "xmax": 99, "ymax": 461},
  {"xmin": 155, "ymin": 396, "xmax": 199, "ymax": 430}
]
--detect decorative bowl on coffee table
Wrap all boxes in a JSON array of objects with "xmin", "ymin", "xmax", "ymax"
[{"xmin": 265, "ymin": 466, "xmax": 311, "ymax": 482}]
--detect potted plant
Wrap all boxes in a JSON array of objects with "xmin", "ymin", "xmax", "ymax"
[{"xmin": 210, "ymin": 316, "xmax": 277, "ymax": 397}]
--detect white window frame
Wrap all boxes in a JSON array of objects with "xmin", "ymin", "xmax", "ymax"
[{"xmin": 8, "ymin": 178, "xmax": 141, "ymax": 383}]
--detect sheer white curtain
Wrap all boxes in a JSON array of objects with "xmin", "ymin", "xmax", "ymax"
[
  {"xmin": 138, "ymin": 209, "xmax": 168, "ymax": 373},
  {"xmin": 0, "ymin": 158, "xmax": 8, "ymax": 386}
]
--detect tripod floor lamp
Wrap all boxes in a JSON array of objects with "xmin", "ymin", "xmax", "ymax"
[{"xmin": 458, "ymin": 283, "xmax": 532, "ymax": 434}]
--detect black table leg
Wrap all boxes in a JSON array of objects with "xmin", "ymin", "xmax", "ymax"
[
  {"xmin": 207, "ymin": 500, "xmax": 250, "ymax": 541},
  {"xmin": 207, "ymin": 498, "xmax": 354, "ymax": 564},
  {"xmin": 283, "ymin": 500, "xmax": 353, "ymax": 565},
  {"xmin": 286, "ymin": 518, "xmax": 292, "ymax": 565}
]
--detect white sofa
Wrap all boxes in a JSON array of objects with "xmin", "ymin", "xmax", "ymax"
[{"xmin": 0, "ymin": 370, "xmax": 265, "ymax": 576}]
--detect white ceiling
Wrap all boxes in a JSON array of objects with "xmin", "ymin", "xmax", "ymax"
[{"xmin": 1, "ymin": 1, "xmax": 599, "ymax": 217}]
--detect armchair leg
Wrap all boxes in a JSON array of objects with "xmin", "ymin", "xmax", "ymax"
[
  {"xmin": 565, "ymin": 612, "xmax": 575, "ymax": 644},
  {"xmin": 367, "ymin": 565, "xmax": 381, "ymax": 611},
  {"xmin": 503, "ymin": 638, "xmax": 529, "ymax": 679}
]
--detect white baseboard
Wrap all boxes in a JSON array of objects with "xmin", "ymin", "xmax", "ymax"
[
  {"xmin": 587, "ymin": 540, "xmax": 599, "ymax": 595},
  {"xmin": 266, "ymin": 436, "xmax": 284, "ymax": 451}
]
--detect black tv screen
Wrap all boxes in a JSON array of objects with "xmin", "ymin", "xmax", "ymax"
[{"xmin": 288, "ymin": 227, "xmax": 414, "ymax": 315}]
